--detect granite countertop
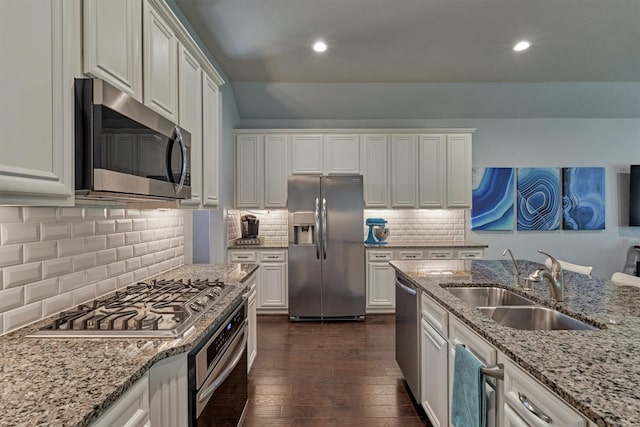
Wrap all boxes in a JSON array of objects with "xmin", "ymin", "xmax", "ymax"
[
  {"xmin": 390, "ymin": 259, "xmax": 640, "ymax": 427},
  {"xmin": 0, "ymin": 263, "xmax": 258, "ymax": 427},
  {"xmin": 364, "ymin": 240, "xmax": 488, "ymax": 249}
]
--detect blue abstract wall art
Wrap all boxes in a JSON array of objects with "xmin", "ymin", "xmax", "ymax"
[
  {"xmin": 562, "ymin": 167, "xmax": 605, "ymax": 230},
  {"xmin": 517, "ymin": 168, "xmax": 561, "ymax": 231},
  {"xmin": 471, "ymin": 168, "xmax": 514, "ymax": 230}
]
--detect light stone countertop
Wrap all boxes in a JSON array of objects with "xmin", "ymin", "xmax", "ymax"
[
  {"xmin": 391, "ymin": 259, "xmax": 640, "ymax": 427},
  {"xmin": 0, "ymin": 263, "xmax": 258, "ymax": 427}
]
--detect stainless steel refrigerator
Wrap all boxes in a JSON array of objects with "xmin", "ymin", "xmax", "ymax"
[{"xmin": 288, "ymin": 175, "xmax": 365, "ymax": 321}]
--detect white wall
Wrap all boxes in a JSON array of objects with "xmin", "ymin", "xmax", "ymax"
[{"xmin": 238, "ymin": 118, "xmax": 640, "ymax": 279}]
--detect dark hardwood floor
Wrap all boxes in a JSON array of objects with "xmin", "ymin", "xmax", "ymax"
[{"xmin": 243, "ymin": 314, "xmax": 430, "ymax": 427}]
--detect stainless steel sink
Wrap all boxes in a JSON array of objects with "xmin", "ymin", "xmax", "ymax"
[
  {"xmin": 444, "ymin": 286, "xmax": 536, "ymax": 307},
  {"xmin": 477, "ymin": 306, "xmax": 598, "ymax": 331}
]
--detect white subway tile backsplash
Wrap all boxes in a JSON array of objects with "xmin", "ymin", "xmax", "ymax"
[
  {"xmin": 108, "ymin": 208, "xmax": 126, "ymax": 219},
  {"xmin": 126, "ymin": 209, "xmax": 141, "ymax": 218},
  {"xmin": 43, "ymin": 293, "xmax": 74, "ymax": 317},
  {"xmin": 117, "ymin": 246, "xmax": 134, "ymax": 260},
  {"xmin": 23, "ymin": 207, "xmax": 57, "ymax": 222},
  {"xmin": 158, "ymin": 239, "xmax": 171, "ymax": 251},
  {"xmin": 96, "ymin": 249, "xmax": 117, "ymax": 265},
  {"xmin": 125, "ymin": 232, "xmax": 141, "ymax": 245},
  {"xmin": 148, "ymin": 263, "xmax": 161, "ymax": 276},
  {"xmin": 96, "ymin": 278, "xmax": 117, "ymax": 295},
  {"xmin": 25, "ymin": 278, "xmax": 58, "ymax": 303},
  {"xmin": 133, "ymin": 267, "xmax": 149, "ymax": 281},
  {"xmin": 96, "ymin": 220, "xmax": 116, "ymax": 235},
  {"xmin": 58, "ymin": 272, "xmax": 85, "ymax": 293},
  {"xmin": 4, "ymin": 302, "xmax": 41, "ymax": 333},
  {"xmin": 85, "ymin": 236, "xmax": 107, "ymax": 252},
  {"xmin": 72, "ymin": 253, "xmax": 97, "ymax": 272},
  {"xmin": 107, "ymin": 233, "xmax": 126, "ymax": 248},
  {"xmin": 117, "ymin": 272, "xmax": 134, "ymax": 289},
  {"xmin": 3, "ymin": 262, "xmax": 42, "ymax": 289},
  {"xmin": 116, "ymin": 219, "xmax": 133, "ymax": 233},
  {"xmin": 107, "ymin": 261, "xmax": 126, "ymax": 278},
  {"xmin": 1, "ymin": 222, "xmax": 39, "ymax": 245},
  {"xmin": 141, "ymin": 254, "xmax": 155, "ymax": 267},
  {"xmin": 86, "ymin": 266, "xmax": 108, "ymax": 285},
  {"xmin": 58, "ymin": 238, "xmax": 85, "ymax": 257},
  {"xmin": 140, "ymin": 230, "xmax": 155, "ymax": 242},
  {"xmin": 42, "ymin": 257, "xmax": 73, "ymax": 279},
  {"xmin": 59, "ymin": 208, "xmax": 85, "ymax": 221},
  {"xmin": 126, "ymin": 257, "xmax": 142, "ymax": 272},
  {"xmin": 0, "ymin": 207, "xmax": 22, "ymax": 223},
  {"xmin": 148, "ymin": 241, "xmax": 160, "ymax": 253},
  {"xmin": 72, "ymin": 221, "xmax": 95, "ymax": 237},
  {"xmin": 40, "ymin": 222, "xmax": 70, "ymax": 241},
  {"xmin": 0, "ymin": 287, "xmax": 24, "ymax": 312},
  {"xmin": 133, "ymin": 243, "xmax": 148, "ymax": 256},
  {"xmin": 73, "ymin": 284, "xmax": 96, "ymax": 305},
  {"xmin": 0, "ymin": 244, "xmax": 22, "ymax": 268},
  {"xmin": 85, "ymin": 207, "xmax": 107, "ymax": 219},
  {"xmin": 132, "ymin": 218, "xmax": 147, "ymax": 231}
]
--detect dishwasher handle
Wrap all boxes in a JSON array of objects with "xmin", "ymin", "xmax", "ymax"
[{"xmin": 395, "ymin": 277, "xmax": 417, "ymax": 296}]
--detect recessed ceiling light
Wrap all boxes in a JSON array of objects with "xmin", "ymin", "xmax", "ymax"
[
  {"xmin": 513, "ymin": 41, "xmax": 530, "ymax": 52},
  {"xmin": 312, "ymin": 41, "xmax": 327, "ymax": 53}
]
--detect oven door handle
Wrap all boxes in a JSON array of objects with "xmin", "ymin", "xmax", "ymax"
[{"xmin": 198, "ymin": 328, "xmax": 247, "ymax": 405}]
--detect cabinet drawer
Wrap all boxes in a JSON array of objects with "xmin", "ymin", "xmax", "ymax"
[
  {"xmin": 368, "ymin": 250, "xmax": 393, "ymax": 261},
  {"xmin": 229, "ymin": 251, "xmax": 257, "ymax": 262},
  {"xmin": 457, "ymin": 249, "xmax": 484, "ymax": 259},
  {"xmin": 501, "ymin": 356, "xmax": 587, "ymax": 427},
  {"xmin": 398, "ymin": 250, "xmax": 423, "ymax": 260},
  {"xmin": 427, "ymin": 250, "xmax": 453, "ymax": 260},
  {"xmin": 260, "ymin": 250, "xmax": 287, "ymax": 262},
  {"xmin": 422, "ymin": 292, "xmax": 448, "ymax": 338}
]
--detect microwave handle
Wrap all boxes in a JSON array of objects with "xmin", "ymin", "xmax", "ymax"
[{"xmin": 168, "ymin": 127, "xmax": 188, "ymax": 194}]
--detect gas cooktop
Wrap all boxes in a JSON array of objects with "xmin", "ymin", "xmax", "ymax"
[{"xmin": 29, "ymin": 278, "xmax": 231, "ymax": 338}]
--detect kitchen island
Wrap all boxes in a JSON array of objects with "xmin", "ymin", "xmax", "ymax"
[
  {"xmin": 391, "ymin": 259, "xmax": 640, "ymax": 426},
  {"xmin": 0, "ymin": 263, "xmax": 257, "ymax": 427}
]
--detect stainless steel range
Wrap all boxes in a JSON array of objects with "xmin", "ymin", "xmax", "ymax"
[{"xmin": 29, "ymin": 278, "xmax": 232, "ymax": 338}]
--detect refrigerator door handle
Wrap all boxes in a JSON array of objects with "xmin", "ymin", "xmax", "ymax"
[
  {"xmin": 314, "ymin": 198, "xmax": 321, "ymax": 260},
  {"xmin": 322, "ymin": 197, "xmax": 327, "ymax": 260}
]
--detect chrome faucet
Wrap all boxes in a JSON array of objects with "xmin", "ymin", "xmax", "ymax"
[
  {"xmin": 502, "ymin": 248, "xmax": 520, "ymax": 287},
  {"xmin": 527, "ymin": 250, "xmax": 564, "ymax": 301}
]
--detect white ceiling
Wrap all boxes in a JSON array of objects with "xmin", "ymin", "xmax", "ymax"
[{"xmin": 172, "ymin": 0, "xmax": 640, "ymax": 119}]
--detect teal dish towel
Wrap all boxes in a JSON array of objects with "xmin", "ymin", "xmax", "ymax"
[{"xmin": 451, "ymin": 343, "xmax": 487, "ymax": 427}]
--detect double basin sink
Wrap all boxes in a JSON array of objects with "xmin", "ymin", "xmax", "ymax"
[{"xmin": 444, "ymin": 286, "xmax": 597, "ymax": 331}]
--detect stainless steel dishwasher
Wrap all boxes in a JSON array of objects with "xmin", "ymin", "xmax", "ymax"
[{"xmin": 395, "ymin": 272, "xmax": 420, "ymax": 402}]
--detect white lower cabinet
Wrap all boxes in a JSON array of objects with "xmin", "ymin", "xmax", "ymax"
[
  {"xmin": 366, "ymin": 250, "xmax": 395, "ymax": 312},
  {"xmin": 246, "ymin": 271, "xmax": 258, "ymax": 372},
  {"xmin": 421, "ymin": 318, "xmax": 449, "ymax": 427},
  {"xmin": 229, "ymin": 249, "xmax": 288, "ymax": 313},
  {"xmin": 499, "ymin": 354, "xmax": 587, "ymax": 427},
  {"xmin": 92, "ymin": 373, "xmax": 150, "ymax": 427},
  {"xmin": 149, "ymin": 353, "xmax": 188, "ymax": 427}
]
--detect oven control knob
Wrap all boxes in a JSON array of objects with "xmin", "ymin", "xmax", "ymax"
[{"xmin": 189, "ymin": 303, "xmax": 202, "ymax": 312}]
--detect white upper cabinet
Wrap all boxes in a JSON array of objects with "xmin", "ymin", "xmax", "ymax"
[
  {"xmin": 323, "ymin": 134, "xmax": 360, "ymax": 174},
  {"xmin": 264, "ymin": 135, "xmax": 288, "ymax": 207},
  {"xmin": 178, "ymin": 45, "xmax": 202, "ymax": 207},
  {"xmin": 362, "ymin": 134, "xmax": 390, "ymax": 208},
  {"xmin": 202, "ymin": 72, "xmax": 220, "ymax": 207},
  {"xmin": 235, "ymin": 134, "xmax": 288, "ymax": 208},
  {"xmin": 290, "ymin": 134, "xmax": 323, "ymax": 174},
  {"xmin": 143, "ymin": 0, "xmax": 178, "ymax": 123},
  {"xmin": 0, "ymin": 0, "xmax": 78, "ymax": 206},
  {"xmin": 83, "ymin": 0, "xmax": 142, "ymax": 101},
  {"xmin": 390, "ymin": 134, "xmax": 418, "ymax": 207},
  {"xmin": 418, "ymin": 134, "xmax": 446, "ymax": 208},
  {"xmin": 446, "ymin": 133, "xmax": 472, "ymax": 208}
]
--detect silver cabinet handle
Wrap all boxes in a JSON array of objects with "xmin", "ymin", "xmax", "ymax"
[
  {"xmin": 321, "ymin": 197, "xmax": 327, "ymax": 260},
  {"xmin": 237, "ymin": 256, "xmax": 249, "ymax": 259},
  {"xmin": 314, "ymin": 198, "xmax": 320, "ymax": 260},
  {"xmin": 518, "ymin": 392, "xmax": 552, "ymax": 424}
]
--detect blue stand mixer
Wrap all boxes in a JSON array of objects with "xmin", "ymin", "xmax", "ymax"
[{"xmin": 365, "ymin": 218, "xmax": 389, "ymax": 245}]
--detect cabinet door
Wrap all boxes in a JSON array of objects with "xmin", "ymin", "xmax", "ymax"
[
  {"xmin": 503, "ymin": 403, "xmax": 529, "ymax": 427},
  {"xmin": 258, "ymin": 263, "xmax": 287, "ymax": 310},
  {"xmin": 362, "ymin": 134, "xmax": 389, "ymax": 208},
  {"xmin": 264, "ymin": 135, "xmax": 288, "ymax": 207},
  {"xmin": 418, "ymin": 134, "xmax": 446, "ymax": 208},
  {"xmin": 422, "ymin": 319, "xmax": 449, "ymax": 427},
  {"xmin": 83, "ymin": 0, "xmax": 142, "ymax": 101},
  {"xmin": 93, "ymin": 373, "xmax": 150, "ymax": 427},
  {"xmin": 143, "ymin": 0, "xmax": 178, "ymax": 122},
  {"xmin": 290, "ymin": 134, "xmax": 323, "ymax": 174},
  {"xmin": 366, "ymin": 262, "xmax": 395, "ymax": 312},
  {"xmin": 202, "ymin": 72, "xmax": 220, "ymax": 207},
  {"xmin": 390, "ymin": 135, "xmax": 418, "ymax": 207},
  {"xmin": 0, "ymin": 0, "xmax": 75, "ymax": 206},
  {"xmin": 446, "ymin": 134, "xmax": 472, "ymax": 208},
  {"xmin": 247, "ymin": 284, "xmax": 257, "ymax": 372},
  {"xmin": 178, "ymin": 45, "xmax": 202, "ymax": 207},
  {"xmin": 324, "ymin": 134, "xmax": 360, "ymax": 174},
  {"xmin": 149, "ymin": 354, "xmax": 188, "ymax": 427},
  {"xmin": 236, "ymin": 135, "xmax": 262, "ymax": 208}
]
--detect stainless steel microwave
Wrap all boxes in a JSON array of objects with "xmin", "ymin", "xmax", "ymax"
[{"xmin": 74, "ymin": 78, "xmax": 191, "ymax": 202}]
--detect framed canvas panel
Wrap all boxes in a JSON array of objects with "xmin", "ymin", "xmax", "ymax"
[
  {"xmin": 517, "ymin": 167, "xmax": 561, "ymax": 231},
  {"xmin": 471, "ymin": 167, "xmax": 514, "ymax": 230},
  {"xmin": 562, "ymin": 167, "xmax": 605, "ymax": 230}
]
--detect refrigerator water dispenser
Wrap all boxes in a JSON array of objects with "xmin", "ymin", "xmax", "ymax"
[{"xmin": 292, "ymin": 212, "xmax": 315, "ymax": 245}]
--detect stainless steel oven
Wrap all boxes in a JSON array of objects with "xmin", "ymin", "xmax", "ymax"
[{"xmin": 189, "ymin": 300, "xmax": 248, "ymax": 427}]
